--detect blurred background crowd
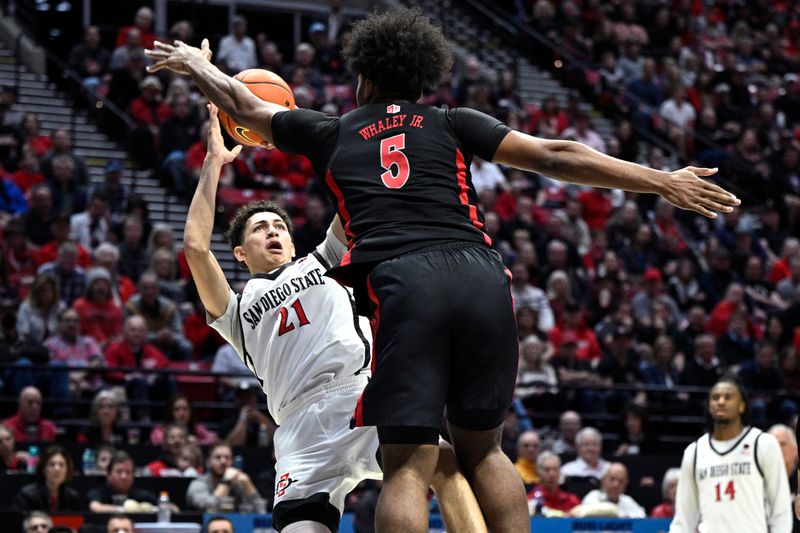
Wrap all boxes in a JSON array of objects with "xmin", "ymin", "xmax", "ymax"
[{"xmin": 0, "ymin": 0, "xmax": 799, "ymax": 531}]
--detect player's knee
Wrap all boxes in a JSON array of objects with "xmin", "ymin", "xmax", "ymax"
[{"xmin": 448, "ymin": 423, "xmax": 503, "ymax": 473}]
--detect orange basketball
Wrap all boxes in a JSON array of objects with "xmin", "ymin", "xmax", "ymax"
[{"xmin": 219, "ymin": 69, "xmax": 296, "ymax": 148}]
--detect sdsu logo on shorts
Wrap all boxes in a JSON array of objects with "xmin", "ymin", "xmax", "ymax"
[{"xmin": 276, "ymin": 472, "xmax": 298, "ymax": 497}]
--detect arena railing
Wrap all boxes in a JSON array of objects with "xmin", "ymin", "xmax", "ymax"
[{"xmin": 1, "ymin": 363, "xmax": 794, "ymax": 440}]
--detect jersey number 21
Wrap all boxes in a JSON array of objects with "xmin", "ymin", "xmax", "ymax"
[{"xmin": 278, "ymin": 300, "xmax": 310, "ymax": 336}]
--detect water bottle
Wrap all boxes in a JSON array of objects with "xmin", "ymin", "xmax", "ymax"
[
  {"xmin": 258, "ymin": 424, "xmax": 270, "ymax": 447},
  {"xmin": 157, "ymin": 491, "xmax": 171, "ymax": 523},
  {"xmin": 233, "ymin": 454, "xmax": 244, "ymax": 471},
  {"xmin": 82, "ymin": 448, "xmax": 95, "ymax": 475},
  {"xmin": 26, "ymin": 446, "xmax": 39, "ymax": 474}
]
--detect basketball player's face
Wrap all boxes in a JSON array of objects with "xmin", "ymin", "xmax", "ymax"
[
  {"xmin": 237, "ymin": 211, "xmax": 295, "ymax": 273},
  {"xmin": 709, "ymin": 382, "xmax": 745, "ymax": 424}
]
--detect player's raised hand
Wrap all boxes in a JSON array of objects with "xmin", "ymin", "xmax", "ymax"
[
  {"xmin": 145, "ymin": 38, "xmax": 212, "ymax": 75},
  {"xmin": 206, "ymin": 103, "xmax": 242, "ymax": 163},
  {"xmin": 659, "ymin": 166, "xmax": 741, "ymax": 218}
]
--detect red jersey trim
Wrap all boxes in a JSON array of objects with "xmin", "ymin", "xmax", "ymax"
[
  {"xmin": 455, "ymin": 149, "xmax": 492, "ymax": 246},
  {"xmin": 323, "ymin": 169, "xmax": 356, "ymax": 254}
]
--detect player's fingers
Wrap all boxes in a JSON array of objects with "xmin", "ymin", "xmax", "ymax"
[
  {"xmin": 231, "ymin": 145, "xmax": 243, "ymax": 158},
  {"xmin": 705, "ymin": 190, "xmax": 740, "ymax": 206},
  {"xmin": 692, "ymin": 203, "xmax": 718, "ymax": 219},
  {"xmin": 699, "ymin": 199, "xmax": 735, "ymax": 213},
  {"xmin": 201, "ymin": 38, "xmax": 213, "ymax": 60},
  {"xmin": 207, "ymin": 103, "xmax": 218, "ymax": 119},
  {"xmin": 686, "ymin": 166, "xmax": 718, "ymax": 176},
  {"xmin": 152, "ymin": 40, "xmax": 174, "ymax": 51},
  {"xmin": 146, "ymin": 64, "xmax": 164, "ymax": 73},
  {"xmin": 703, "ymin": 182, "xmax": 741, "ymax": 204}
]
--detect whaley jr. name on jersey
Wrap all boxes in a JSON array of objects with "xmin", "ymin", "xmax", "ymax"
[
  {"xmin": 243, "ymin": 267, "xmax": 326, "ymax": 329},
  {"xmin": 357, "ymin": 114, "xmax": 425, "ymax": 141},
  {"xmin": 697, "ymin": 461, "xmax": 752, "ymax": 480}
]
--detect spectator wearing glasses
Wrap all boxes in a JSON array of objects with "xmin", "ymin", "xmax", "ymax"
[{"xmin": 514, "ymin": 430, "xmax": 541, "ymax": 491}]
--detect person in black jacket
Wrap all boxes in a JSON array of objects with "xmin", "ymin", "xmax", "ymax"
[{"xmin": 13, "ymin": 445, "xmax": 83, "ymax": 512}]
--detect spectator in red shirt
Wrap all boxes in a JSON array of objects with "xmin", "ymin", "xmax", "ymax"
[
  {"xmin": 527, "ymin": 451, "xmax": 580, "ymax": 516},
  {"xmin": 650, "ymin": 468, "xmax": 679, "ymax": 518},
  {"xmin": 10, "ymin": 148, "xmax": 44, "ymax": 194},
  {"xmin": 144, "ymin": 423, "xmax": 188, "ymax": 477},
  {"xmin": 72, "ymin": 267, "xmax": 124, "ymax": 349},
  {"xmin": 115, "ymin": 6, "xmax": 157, "ymax": 50},
  {"xmin": 129, "ymin": 76, "xmax": 171, "ymax": 170},
  {"xmin": 104, "ymin": 314, "xmax": 175, "ymax": 421},
  {"xmin": 706, "ymin": 282, "xmax": 748, "ymax": 337},
  {"xmin": 19, "ymin": 113, "xmax": 52, "ymax": 158},
  {"xmin": 34, "ymin": 215, "xmax": 92, "ymax": 269},
  {"xmin": 2, "ymin": 386, "xmax": 58, "ymax": 443},
  {"xmin": 92, "ymin": 243, "xmax": 136, "ymax": 305},
  {"xmin": 549, "ymin": 302, "xmax": 602, "ymax": 361},
  {"xmin": 0, "ymin": 219, "xmax": 38, "ymax": 296}
]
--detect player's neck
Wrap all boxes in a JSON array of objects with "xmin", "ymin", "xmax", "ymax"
[{"xmin": 712, "ymin": 420, "xmax": 745, "ymax": 441}]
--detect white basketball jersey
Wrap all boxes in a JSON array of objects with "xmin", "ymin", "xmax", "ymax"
[
  {"xmin": 693, "ymin": 427, "xmax": 768, "ymax": 533},
  {"xmin": 210, "ymin": 233, "xmax": 372, "ymax": 424}
]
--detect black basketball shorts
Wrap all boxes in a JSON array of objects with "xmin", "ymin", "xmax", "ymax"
[{"xmin": 350, "ymin": 242, "xmax": 519, "ymax": 442}]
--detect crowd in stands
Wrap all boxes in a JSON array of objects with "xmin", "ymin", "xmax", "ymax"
[{"xmin": 0, "ymin": 1, "xmax": 799, "ymax": 529}]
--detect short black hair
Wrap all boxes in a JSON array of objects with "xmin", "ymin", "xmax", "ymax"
[
  {"xmin": 107, "ymin": 449, "xmax": 133, "ymax": 474},
  {"xmin": 205, "ymin": 515, "xmax": 235, "ymax": 532},
  {"xmin": 706, "ymin": 373, "xmax": 751, "ymax": 432},
  {"xmin": 225, "ymin": 200, "xmax": 294, "ymax": 251},
  {"xmin": 344, "ymin": 8, "xmax": 453, "ymax": 101}
]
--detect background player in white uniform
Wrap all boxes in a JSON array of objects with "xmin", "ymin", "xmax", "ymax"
[
  {"xmin": 670, "ymin": 376, "xmax": 792, "ymax": 533},
  {"xmin": 184, "ymin": 103, "xmax": 486, "ymax": 533}
]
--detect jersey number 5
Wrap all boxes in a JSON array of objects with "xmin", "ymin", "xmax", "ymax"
[
  {"xmin": 278, "ymin": 300, "xmax": 310, "ymax": 336},
  {"xmin": 380, "ymin": 133, "xmax": 410, "ymax": 188},
  {"xmin": 714, "ymin": 480, "xmax": 735, "ymax": 501}
]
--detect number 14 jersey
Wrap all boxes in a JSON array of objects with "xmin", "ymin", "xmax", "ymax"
[{"xmin": 670, "ymin": 426, "xmax": 791, "ymax": 533}]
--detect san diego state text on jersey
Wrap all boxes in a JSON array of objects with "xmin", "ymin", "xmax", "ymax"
[{"xmin": 242, "ymin": 265, "xmax": 326, "ymax": 329}]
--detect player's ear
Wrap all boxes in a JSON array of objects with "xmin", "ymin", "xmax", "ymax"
[{"xmin": 233, "ymin": 245, "xmax": 247, "ymax": 264}]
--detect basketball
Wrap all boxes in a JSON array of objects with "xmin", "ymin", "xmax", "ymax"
[{"xmin": 219, "ymin": 69, "xmax": 296, "ymax": 148}]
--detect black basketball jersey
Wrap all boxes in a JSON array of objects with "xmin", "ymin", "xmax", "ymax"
[{"xmin": 271, "ymin": 102, "xmax": 511, "ymax": 285}]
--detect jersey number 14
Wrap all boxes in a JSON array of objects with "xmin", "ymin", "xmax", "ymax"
[
  {"xmin": 278, "ymin": 300, "xmax": 310, "ymax": 336},
  {"xmin": 714, "ymin": 480, "xmax": 736, "ymax": 501}
]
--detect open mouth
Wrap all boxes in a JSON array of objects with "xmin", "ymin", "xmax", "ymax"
[{"xmin": 267, "ymin": 241, "xmax": 283, "ymax": 251}]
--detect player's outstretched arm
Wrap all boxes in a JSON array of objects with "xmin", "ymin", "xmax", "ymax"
[
  {"xmin": 145, "ymin": 39, "xmax": 285, "ymax": 144},
  {"xmin": 184, "ymin": 103, "xmax": 241, "ymax": 320},
  {"xmin": 493, "ymin": 130, "xmax": 740, "ymax": 219}
]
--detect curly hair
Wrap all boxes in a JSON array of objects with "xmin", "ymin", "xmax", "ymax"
[
  {"xmin": 344, "ymin": 8, "xmax": 453, "ymax": 101},
  {"xmin": 225, "ymin": 200, "xmax": 294, "ymax": 251}
]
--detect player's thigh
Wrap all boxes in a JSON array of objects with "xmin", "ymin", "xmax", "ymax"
[
  {"xmin": 445, "ymin": 246, "xmax": 518, "ymax": 430},
  {"xmin": 363, "ymin": 253, "xmax": 453, "ymax": 429}
]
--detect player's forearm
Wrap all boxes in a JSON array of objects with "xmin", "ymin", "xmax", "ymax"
[
  {"xmin": 185, "ymin": 56, "xmax": 282, "ymax": 133},
  {"xmin": 535, "ymin": 140, "xmax": 667, "ymax": 195},
  {"xmin": 185, "ymin": 57, "xmax": 255, "ymax": 124},
  {"xmin": 184, "ymin": 156, "xmax": 223, "ymax": 254}
]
